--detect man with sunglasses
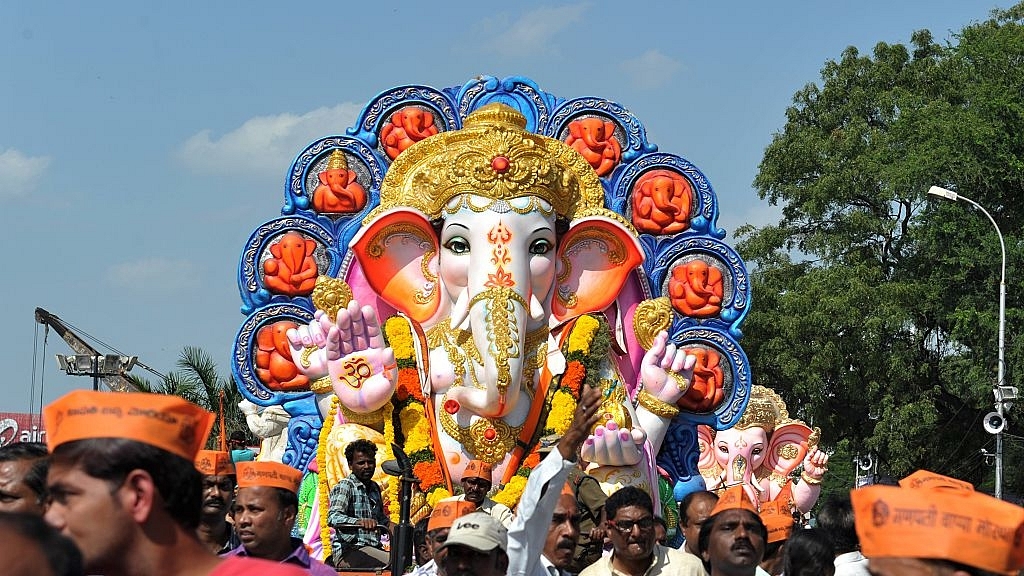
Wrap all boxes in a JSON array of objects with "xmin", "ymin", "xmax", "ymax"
[
  {"xmin": 443, "ymin": 460, "xmax": 514, "ymax": 528},
  {"xmin": 580, "ymin": 486, "xmax": 704, "ymax": 576}
]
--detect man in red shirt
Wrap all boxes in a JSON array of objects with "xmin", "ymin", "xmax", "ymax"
[{"xmin": 42, "ymin": 390, "xmax": 306, "ymax": 576}]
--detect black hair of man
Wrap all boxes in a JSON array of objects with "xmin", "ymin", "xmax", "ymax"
[
  {"xmin": 0, "ymin": 442, "xmax": 50, "ymax": 506},
  {"xmin": 0, "ymin": 511, "xmax": 84, "ymax": 576},
  {"xmin": 680, "ymin": 490, "xmax": 719, "ymax": 524},
  {"xmin": 344, "ymin": 439, "xmax": 377, "ymax": 463},
  {"xmin": 605, "ymin": 485, "xmax": 654, "ymax": 520},
  {"xmin": 273, "ymin": 486, "xmax": 299, "ymax": 512},
  {"xmin": 52, "ymin": 439, "xmax": 203, "ymax": 530},
  {"xmin": 697, "ymin": 506, "xmax": 769, "ymax": 556},
  {"xmin": 781, "ymin": 528, "xmax": 834, "ymax": 576},
  {"xmin": 815, "ymin": 494, "xmax": 859, "ymax": 554}
]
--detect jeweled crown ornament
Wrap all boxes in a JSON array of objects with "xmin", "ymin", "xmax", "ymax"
[
  {"xmin": 326, "ymin": 149, "xmax": 349, "ymax": 171},
  {"xmin": 370, "ymin": 103, "xmax": 610, "ymax": 222},
  {"xmin": 735, "ymin": 385, "xmax": 788, "ymax": 431}
]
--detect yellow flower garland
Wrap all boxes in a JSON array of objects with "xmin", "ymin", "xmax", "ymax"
[{"xmin": 317, "ymin": 396, "xmax": 339, "ymax": 554}]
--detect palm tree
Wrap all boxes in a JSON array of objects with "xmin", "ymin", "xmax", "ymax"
[{"xmin": 129, "ymin": 346, "xmax": 248, "ymax": 449}]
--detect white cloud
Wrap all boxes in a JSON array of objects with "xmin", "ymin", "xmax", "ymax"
[
  {"xmin": 0, "ymin": 148, "xmax": 51, "ymax": 198},
  {"xmin": 178, "ymin": 103, "xmax": 362, "ymax": 178},
  {"xmin": 620, "ymin": 50, "xmax": 681, "ymax": 90},
  {"xmin": 108, "ymin": 258, "xmax": 200, "ymax": 295},
  {"xmin": 484, "ymin": 3, "xmax": 590, "ymax": 57}
]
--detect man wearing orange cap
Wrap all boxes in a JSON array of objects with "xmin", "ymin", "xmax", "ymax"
[
  {"xmin": 42, "ymin": 390, "xmax": 306, "ymax": 576},
  {"xmin": 195, "ymin": 449, "xmax": 240, "ymax": 554},
  {"xmin": 580, "ymin": 485, "xmax": 705, "ymax": 576},
  {"xmin": 851, "ymin": 469, "xmax": 1024, "ymax": 576},
  {"xmin": 412, "ymin": 500, "xmax": 477, "ymax": 576},
  {"xmin": 443, "ymin": 459, "xmax": 514, "ymax": 528},
  {"xmin": 224, "ymin": 461, "xmax": 336, "ymax": 575},
  {"xmin": 697, "ymin": 485, "xmax": 768, "ymax": 576}
]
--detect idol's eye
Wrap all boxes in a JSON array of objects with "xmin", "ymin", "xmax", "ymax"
[
  {"xmin": 529, "ymin": 238, "xmax": 553, "ymax": 255},
  {"xmin": 444, "ymin": 237, "xmax": 470, "ymax": 254}
]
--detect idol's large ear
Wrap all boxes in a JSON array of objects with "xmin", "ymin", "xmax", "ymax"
[
  {"xmin": 765, "ymin": 422, "xmax": 814, "ymax": 477},
  {"xmin": 553, "ymin": 216, "xmax": 644, "ymax": 321},
  {"xmin": 350, "ymin": 208, "xmax": 440, "ymax": 323}
]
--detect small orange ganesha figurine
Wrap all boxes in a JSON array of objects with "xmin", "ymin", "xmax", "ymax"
[
  {"xmin": 256, "ymin": 321, "xmax": 310, "ymax": 391},
  {"xmin": 668, "ymin": 260, "xmax": 723, "ymax": 317},
  {"xmin": 263, "ymin": 232, "xmax": 319, "ymax": 296},
  {"xmin": 312, "ymin": 150, "xmax": 367, "ymax": 213},
  {"xmin": 631, "ymin": 170, "xmax": 693, "ymax": 235},
  {"xmin": 380, "ymin": 107, "xmax": 439, "ymax": 160},
  {"xmin": 565, "ymin": 117, "xmax": 621, "ymax": 177},
  {"xmin": 677, "ymin": 347, "xmax": 725, "ymax": 412}
]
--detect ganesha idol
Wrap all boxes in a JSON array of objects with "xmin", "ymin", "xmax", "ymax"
[
  {"xmin": 697, "ymin": 385, "xmax": 829, "ymax": 512},
  {"xmin": 286, "ymin": 104, "xmax": 702, "ymax": 493},
  {"xmin": 233, "ymin": 77, "xmax": 756, "ymax": 547}
]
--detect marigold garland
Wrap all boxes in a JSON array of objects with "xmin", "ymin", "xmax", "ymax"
[
  {"xmin": 382, "ymin": 315, "xmax": 449, "ymax": 519},
  {"xmin": 426, "ymin": 487, "xmax": 453, "ymax": 508},
  {"xmin": 547, "ymin": 390, "xmax": 577, "ymax": 435},
  {"xmin": 317, "ymin": 396, "xmax": 339, "ymax": 555},
  {"xmin": 491, "ymin": 476, "xmax": 528, "ymax": 508}
]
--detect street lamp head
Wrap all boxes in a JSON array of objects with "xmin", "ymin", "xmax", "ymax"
[{"xmin": 927, "ymin": 186, "xmax": 959, "ymax": 201}]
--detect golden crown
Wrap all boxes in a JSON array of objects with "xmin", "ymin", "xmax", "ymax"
[
  {"xmin": 326, "ymin": 149, "xmax": 349, "ymax": 171},
  {"xmin": 735, "ymin": 385, "xmax": 791, "ymax": 432},
  {"xmin": 369, "ymin": 103, "xmax": 608, "ymax": 222}
]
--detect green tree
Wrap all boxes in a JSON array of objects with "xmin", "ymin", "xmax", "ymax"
[
  {"xmin": 737, "ymin": 5, "xmax": 1024, "ymax": 496},
  {"xmin": 129, "ymin": 346, "xmax": 248, "ymax": 449}
]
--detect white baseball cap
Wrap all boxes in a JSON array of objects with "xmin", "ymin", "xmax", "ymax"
[{"xmin": 436, "ymin": 511, "xmax": 508, "ymax": 554}]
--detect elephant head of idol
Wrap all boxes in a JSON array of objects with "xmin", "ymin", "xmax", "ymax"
[{"xmin": 351, "ymin": 103, "xmax": 643, "ymax": 419}]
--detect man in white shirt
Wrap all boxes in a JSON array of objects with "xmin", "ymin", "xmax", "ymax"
[
  {"xmin": 508, "ymin": 383, "xmax": 603, "ymax": 576},
  {"xmin": 817, "ymin": 495, "xmax": 869, "ymax": 576},
  {"xmin": 580, "ymin": 486, "xmax": 705, "ymax": 576},
  {"xmin": 443, "ymin": 459, "xmax": 514, "ymax": 528}
]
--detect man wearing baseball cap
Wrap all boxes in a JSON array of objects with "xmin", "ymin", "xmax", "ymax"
[
  {"xmin": 195, "ymin": 449, "xmax": 240, "ymax": 554},
  {"xmin": 851, "ymin": 469, "xmax": 1024, "ymax": 576},
  {"xmin": 443, "ymin": 459, "xmax": 514, "ymax": 528},
  {"xmin": 437, "ymin": 511, "xmax": 509, "ymax": 576},
  {"xmin": 224, "ymin": 461, "xmax": 336, "ymax": 575},
  {"xmin": 42, "ymin": 390, "xmax": 305, "ymax": 576}
]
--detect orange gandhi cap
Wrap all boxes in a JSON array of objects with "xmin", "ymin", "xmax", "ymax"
[
  {"xmin": 427, "ymin": 500, "xmax": 477, "ymax": 532},
  {"xmin": 195, "ymin": 450, "xmax": 235, "ymax": 476},
  {"xmin": 236, "ymin": 461, "xmax": 303, "ymax": 494},
  {"xmin": 851, "ymin": 479, "xmax": 1024, "ymax": 575},
  {"xmin": 898, "ymin": 469, "xmax": 974, "ymax": 492},
  {"xmin": 44, "ymin": 390, "xmax": 214, "ymax": 461},
  {"xmin": 462, "ymin": 460, "xmax": 493, "ymax": 483},
  {"xmin": 759, "ymin": 499, "xmax": 794, "ymax": 544},
  {"xmin": 711, "ymin": 485, "xmax": 759, "ymax": 516}
]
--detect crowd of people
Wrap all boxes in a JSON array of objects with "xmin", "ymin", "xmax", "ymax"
[{"xmin": 0, "ymin": 384, "xmax": 1022, "ymax": 576}]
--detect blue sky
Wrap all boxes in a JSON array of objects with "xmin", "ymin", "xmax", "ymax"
[{"xmin": 0, "ymin": 1, "xmax": 1005, "ymax": 412}]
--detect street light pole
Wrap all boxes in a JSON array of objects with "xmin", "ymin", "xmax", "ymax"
[{"xmin": 928, "ymin": 186, "xmax": 1008, "ymax": 499}]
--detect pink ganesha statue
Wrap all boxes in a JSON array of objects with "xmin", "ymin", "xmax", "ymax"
[
  {"xmin": 282, "ymin": 104, "xmax": 709, "ymax": 522},
  {"xmin": 697, "ymin": 385, "xmax": 829, "ymax": 512}
]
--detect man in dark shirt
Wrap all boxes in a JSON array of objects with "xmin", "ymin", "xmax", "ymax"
[
  {"xmin": 194, "ymin": 450, "xmax": 240, "ymax": 554},
  {"xmin": 223, "ymin": 461, "xmax": 335, "ymax": 575},
  {"xmin": 328, "ymin": 439, "xmax": 389, "ymax": 568}
]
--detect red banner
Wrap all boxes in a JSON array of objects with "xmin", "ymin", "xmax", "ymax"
[{"xmin": 0, "ymin": 413, "xmax": 47, "ymax": 447}]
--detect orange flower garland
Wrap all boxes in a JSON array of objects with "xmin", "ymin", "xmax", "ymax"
[{"xmin": 383, "ymin": 316, "xmax": 449, "ymax": 520}]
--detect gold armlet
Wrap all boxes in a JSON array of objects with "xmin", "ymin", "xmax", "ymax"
[
  {"xmin": 340, "ymin": 403, "xmax": 389, "ymax": 426},
  {"xmin": 637, "ymin": 390, "xmax": 680, "ymax": 419}
]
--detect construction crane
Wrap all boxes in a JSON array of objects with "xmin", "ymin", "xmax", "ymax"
[{"xmin": 33, "ymin": 307, "xmax": 146, "ymax": 392}]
